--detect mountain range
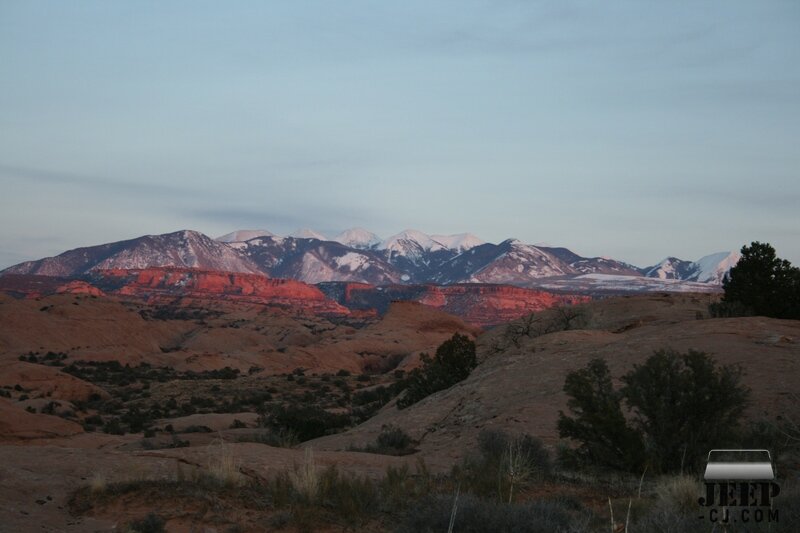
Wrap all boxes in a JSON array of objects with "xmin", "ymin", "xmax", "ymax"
[{"xmin": 1, "ymin": 228, "xmax": 739, "ymax": 288}]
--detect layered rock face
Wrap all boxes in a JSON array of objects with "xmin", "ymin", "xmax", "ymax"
[
  {"xmin": 1, "ymin": 269, "xmax": 588, "ymax": 327},
  {"xmin": 0, "ymin": 274, "xmax": 105, "ymax": 299},
  {"xmin": 318, "ymin": 282, "xmax": 589, "ymax": 327},
  {"xmin": 90, "ymin": 267, "xmax": 353, "ymax": 317},
  {"xmin": 419, "ymin": 284, "xmax": 590, "ymax": 326}
]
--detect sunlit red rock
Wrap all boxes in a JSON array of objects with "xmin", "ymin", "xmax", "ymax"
[
  {"xmin": 94, "ymin": 267, "xmax": 352, "ymax": 317},
  {"xmin": 319, "ymin": 282, "xmax": 590, "ymax": 327},
  {"xmin": 55, "ymin": 280, "xmax": 105, "ymax": 297},
  {"xmin": 1, "ymin": 269, "xmax": 589, "ymax": 327}
]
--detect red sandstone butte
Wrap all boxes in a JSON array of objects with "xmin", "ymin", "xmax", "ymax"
[
  {"xmin": 55, "ymin": 280, "xmax": 105, "ymax": 297},
  {"xmin": 98, "ymin": 267, "xmax": 352, "ymax": 316},
  {"xmin": 327, "ymin": 282, "xmax": 590, "ymax": 327},
  {"xmin": 421, "ymin": 284, "xmax": 589, "ymax": 327},
  {"xmin": 0, "ymin": 274, "xmax": 101, "ymax": 299}
]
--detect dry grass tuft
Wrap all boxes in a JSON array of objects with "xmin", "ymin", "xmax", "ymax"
[
  {"xmin": 290, "ymin": 447, "xmax": 319, "ymax": 502},
  {"xmin": 89, "ymin": 473, "xmax": 106, "ymax": 494},
  {"xmin": 206, "ymin": 438, "xmax": 244, "ymax": 487},
  {"xmin": 653, "ymin": 475, "xmax": 699, "ymax": 510}
]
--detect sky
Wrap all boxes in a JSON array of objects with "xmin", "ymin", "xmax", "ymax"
[{"xmin": 1, "ymin": 1, "xmax": 799, "ymax": 269}]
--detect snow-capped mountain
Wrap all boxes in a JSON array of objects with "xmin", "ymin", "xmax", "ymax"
[
  {"xmin": 641, "ymin": 251, "xmax": 741, "ymax": 284},
  {"xmin": 238, "ymin": 236, "xmax": 401, "ymax": 285},
  {"xmin": 642, "ymin": 257, "xmax": 698, "ymax": 280},
  {"xmin": 1, "ymin": 228, "xmax": 739, "ymax": 290},
  {"xmin": 216, "ymin": 229, "xmax": 276, "ymax": 243},
  {"xmin": 333, "ymin": 228, "xmax": 381, "ymax": 249},
  {"xmin": 689, "ymin": 251, "xmax": 741, "ymax": 284},
  {"xmin": 379, "ymin": 229, "xmax": 446, "ymax": 255},
  {"xmin": 536, "ymin": 246, "xmax": 641, "ymax": 276},
  {"xmin": 2, "ymin": 230, "xmax": 261, "ymax": 277},
  {"xmin": 430, "ymin": 240, "xmax": 640, "ymax": 285},
  {"xmin": 430, "ymin": 233, "xmax": 484, "ymax": 252},
  {"xmin": 466, "ymin": 240, "xmax": 570, "ymax": 283},
  {"xmin": 376, "ymin": 230, "xmax": 454, "ymax": 275},
  {"xmin": 288, "ymin": 228, "xmax": 328, "ymax": 241}
]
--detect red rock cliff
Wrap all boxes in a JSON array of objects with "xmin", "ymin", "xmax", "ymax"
[{"xmin": 96, "ymin": 267, "xmax": 351, "ymax": 316}]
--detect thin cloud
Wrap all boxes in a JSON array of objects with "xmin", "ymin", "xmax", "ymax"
[
  {"xmin": 186, "ymin": 205, "xmax": 387, "ymax": 237},
  {"xmin": 187, "ymin": 207, "xmax": 310, "ymax": 232},
  {"xmin": 0, "ymin": 164, "xmax": 199, "ymax": 197},
  {"xmin": 647, "ymin": 185, "xmax": 800, "ymax": 211}
]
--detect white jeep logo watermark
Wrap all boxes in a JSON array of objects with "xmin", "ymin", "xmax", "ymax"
[{"xmin": 698, "ymin": 449, "xmax": 780, "ymax": 525}]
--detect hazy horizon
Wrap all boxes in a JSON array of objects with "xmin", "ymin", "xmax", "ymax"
[{"xmin": 2, "ymin": 1, "xmax": 799, "ymax": 268}]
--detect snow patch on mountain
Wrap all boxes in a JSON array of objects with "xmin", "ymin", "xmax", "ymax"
[
  {"xmin": 334, "ymin": 252, "xmax": 371, "ymax": 271},
  {"xmin": 467, "ymin": 241, "xmax": 569, "ymax": 283},
  {"xmin": 648, "ymin": 258, "xmax": 678, "ymax": 279},
  {"xmin": 430, "ymin": 233, "xmax": 484, "ymax": 252},
  {"xmin": 88, "ymin": 231, "xmax": 260, "ymax": 274},
  {"xmin": 537, "ymin": 274, "xmax": 722, "ymax": 293},
  {"xmin": 692, "ymin": 251, "xmax": 741, "ymax": 284},
  {"xmin": 296, "ymin": 252, "xmax": 338, "ymax": 283},
  {"xmin": 289, "ymin": 228, "xmax": 328, "ymax": 241},
  {"xmin": 644, "ymin": 257, "xmax": 696, "ymax": 280},
  {"xmin": 379, "ymin": 230, "xmax": 446, "ymax": 253},
  {"xmin": 642, "ymin": 251, "xmax": 739, "ymax": 284},
  {"xmin": 333, "ymin": 228, "xmax": 381, "ymax": 249},
  {"xmin": 378, "ymin": 230, "xmax": 450, "ymax": 266},
  {"xmin": 216, "ymin": 229, "xmax": 276, "ymax": 243}
]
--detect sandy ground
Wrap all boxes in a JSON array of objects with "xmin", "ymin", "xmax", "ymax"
[{"xmin": 1, "ymin": 292, "xmax": 798, "ymax": 531}]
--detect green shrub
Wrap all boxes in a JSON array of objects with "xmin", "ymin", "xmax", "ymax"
[
  {"xmin": 708, "ymin": 300, "xmax": 753, "ymax": 318},
  {"xmin": 720, "ymin": 241, "xmax": 800, "ymax": 319},
  {"xmin": 455, "ymin": 429, "xmax": 551, "ymax": 502},
  {"xmin": 558, "ymin": 349, "xmax": 750, "ymax": 474},
  {"xmin": 622, "ymin": 349, "xmax": 749, "ymax": 473},
  {"xmin": 103, "ymin": 418, "xmax": 124, "ymax": 435},
  {"xmin": 398, "ymin": 333, "xmax": 476, "ymax": 409},
  {"xmin": 262, "ymin": 404, "xmax": 349, "ymax": 442},
  {"xmin": 181, "ymin": 425, "xmax": 212, "ymax": 433},
  {"xmin": 238, "ymin": 428, "xmax": 299, "ymax": 448},
  {"xmin": 557, "ymin": 358, "xmax": 646, "ymax": 472},
  {"xmin": 126, "ymin": 512, "xmax": 165, "ymax": 533},
  {"xmin": 350, "ymin": 425, "xmax": 416, "ymax": 456},
  {"xmin": 375, "ymin": 425, "xmax": 413, "ymax": 452}
]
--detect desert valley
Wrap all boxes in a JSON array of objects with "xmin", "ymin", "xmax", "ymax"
[{"xmin": 0, "ymin": 231, "xmax": 798, "ymax": 532}]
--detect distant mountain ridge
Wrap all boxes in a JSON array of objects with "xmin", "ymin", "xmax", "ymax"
[
  {"xmin": 1, "ymin": 228, "xmax": 738, "ymax": 288},
  {"xmin": 641, "ymin": 251, "xmax": 740, "ymax": 284},
  {"xmin": 2, "ymin": 230, "xmax": 261, "ymax": 277}
]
